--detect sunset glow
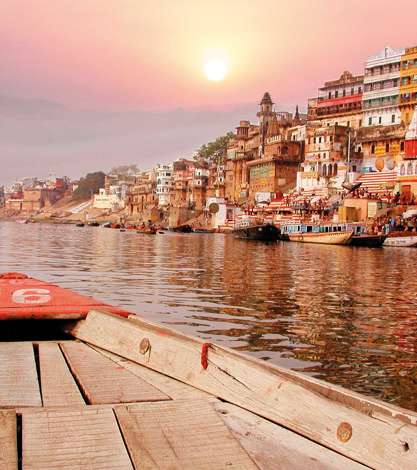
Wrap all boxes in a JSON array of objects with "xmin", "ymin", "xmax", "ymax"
[{"xmin": 204, "ymin": 57, "xmax": 228, "ymax": 81}]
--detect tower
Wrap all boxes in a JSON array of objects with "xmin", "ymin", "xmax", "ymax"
[{"xmin": 257, "ymin": 92, "xmax": 275, "ymax": 156}]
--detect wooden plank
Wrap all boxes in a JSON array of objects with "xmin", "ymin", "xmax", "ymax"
[
  {"xmin": 66, "ymin": 311, "xmax": 417, "ymax": 470},
  {"xmin": 214, "ymin": 402, "xmax": 368, "ymax": 470},
  {"xmin": 90, "ymin": 345, "xmax": 210, "ymax": 400},
  {"xmin": 38, "ymin": 342, "xmax": 85, "ymax": 406},
  {"xmin": 0, "ymin": 410, "xmax": 18, "ymax": 470},
  {"xmin": 115, "ymin": 400, "xmax": 257, "ymax": 469},
  {"xmin": 22, "ymin": 407, "xmax": 133, "ymax": 469},
  {"xmin": 0, "ymin": 342, "xmax": 42, "ymax": 408},
  {"xmin": 61, "ymin": 341, "xmax": 170, "ymax": 404}
]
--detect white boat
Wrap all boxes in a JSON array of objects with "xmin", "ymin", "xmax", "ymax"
[
  {"xmin": 384, "ymin": 232, "xmax": 417, "ymax": 247},
  {"xmin": 280, "ymin": 223, "xmax": 353, "ymax": 245}
]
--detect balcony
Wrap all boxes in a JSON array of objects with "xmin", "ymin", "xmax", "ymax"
[{"xmin": 317, "ymin": 93, "xmax": 362, "ymax": 108}]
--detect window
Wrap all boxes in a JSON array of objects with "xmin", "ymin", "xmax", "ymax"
[
  {"xmin": 371, "ymin": 144, "xmax": 376, "ymax": 154},
  {"xmin": 351, "ymin": 87, "xmax": 354, "ymax": 95},
  {"xmin": 347, "ymin": 121, "xmax": 350, "ymax": 127},
  {"xmin": 368, "ymin": 117, "xmax": 372, "ymax": 126},
  {"xmin": 378, "ymin": 116, "xmax": 382, "ymax": 125},
  {"xmin": 386, "ymin": 142, "xmax": 390, "ymax": 153},
  {"xmin": 391, "ymin": 114, "xmax": 395, "ymax": 124},
  {"xmin": 401, "ymin": 141, "xmax": 405, "ymax": 152},
  {"xmin": 335, "ymin": 90, "xmax": 339, "ymax": 98},
  {"xmin": 328, "ymin": 92, "xmax": 331, "ymax": 99},
  {"xmin": 407, "ymin": 163, "xmax": 413, "ymax": 175},
  {"xmin": 343, "ymin": 89, "xmax": 346, "ymax": 97},
  {"xmin": 358, "ymin": 86, "xmax": 362, "ymax": 93}
]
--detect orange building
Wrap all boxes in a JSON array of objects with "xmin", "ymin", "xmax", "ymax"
[{"xmin": 399, "ymin": 46, "xmax": 417, "ymax": 126}]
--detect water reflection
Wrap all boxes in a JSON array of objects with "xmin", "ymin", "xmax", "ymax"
[{"xmin": 0, "ymin": 221, "xmax": 416, "ymax": 410}]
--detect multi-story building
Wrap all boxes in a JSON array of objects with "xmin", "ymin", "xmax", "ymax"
[
  {"xmin": 248, "ymin": 114, "xmax": 303, "ymax": 201},
  {"xmin": 399, "ymin": 46, "xmax": 417, "ymax": 126},
  {"xmin": 356, "ymin": 124, "xmax": 405, "ymax": 173},
  {"xmin": 127, "ymin": 170, "xmax": 157, "ymax": 218},
  {"xmin": 297, "ymin": 124, "xmax": 360, "ymax": 194},
  {"xmin": 156, "ymin": 164, "xmax": 173, "ymax": 207},
  {"xmin": 397, "ymin": 106, "xmax": 417, "ymax": 200},
  {"xmin": 189, "ymin": 163, "xmax": 209, "ymax": 210},
  {"xmin": 170, "ymin": 159, "xmax": 195, "ymax": 209},
  {"xmin": 313, "ymin": 71, "xmax": 364, "ymax": 129},
  {"xmin": 206, "ymin": 155, "xmax": 226, "ymax": 199},
  {"xmin": 362, "ymin": 46, "xmax": 404, "ymax": 128},
  {"xmin": 225, "ymin": 120, "xmax": 260, "ymax": 203},
  {"xmin": 225, "ymin": 92, "xmax": 304, "ymax": 203}
]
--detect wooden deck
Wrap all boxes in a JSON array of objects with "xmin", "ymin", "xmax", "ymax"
[{"xmin": 0, "ymin": 338, "xmax": 375, "ymax": 470}]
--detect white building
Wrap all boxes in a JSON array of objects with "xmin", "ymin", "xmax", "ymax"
[
  {"xmin": 363, "ymin": 46, "xmax": 405, "ymax": 128},
  {"xmin": 93, "ymin": 188, "xmax": 125, "ymax": 210},
  {"xmin": 156, "ymin": 164, "xmax": 173, "ymax": 206}
]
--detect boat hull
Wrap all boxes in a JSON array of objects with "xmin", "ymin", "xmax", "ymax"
[
  {"xmin": 349, "ymin": 234, "xmax": 387, "ymax": 247},
  {"xmin": 288, "ymin": 231, "xmax": 353, "ymax": 245},
  {"xmin": 384, "ymin": 234, "xmax": 417, "ymax": 247},
  {"xmin": 233, "ymin": 224, "xmax": 279, "ymax": 241}
]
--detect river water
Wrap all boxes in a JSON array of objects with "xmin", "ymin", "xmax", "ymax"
[{"xmin": 0, "ymin": 221, "xmax": 416, "ymax": 410}]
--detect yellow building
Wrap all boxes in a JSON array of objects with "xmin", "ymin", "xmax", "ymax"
[{"xmin": 400, "ymin": 46, "xmax": 417, "ymax": 125}]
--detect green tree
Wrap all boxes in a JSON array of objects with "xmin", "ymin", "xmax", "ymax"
[
  {"xmin": 195, "ymin": 132, "xmax": 234, "ymax": 163},
  {"xmin": 72, "ymin": 171, "xmax": 105, "ymax": 200}
]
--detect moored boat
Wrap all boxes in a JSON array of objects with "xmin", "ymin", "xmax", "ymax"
[
  {"xmin": 170, "ymin": 224, "xmax": 193, "ymax": 233},
  {"xmin": 233, "ymin": 223, "xmax": 279, "ymax": 241},
  {"xmin": 0, "ymin": 272, "xmax": 416, "ymax": 469},
  {"xmin": 281, "ymin": 223, "xmax": 353, "ymax": 245},
  {"xmin": 349, "ymin": 234, "xmax": 387, "ymax": 247},
  {"xmin": 136, "ymin": 227, "xmax": 157, "ymax": 235},
  {"xmin": 384, "ymin": 231, "xmax": 417, "ymax": 247},
  {"xmin": 347, "ymin": 224, "xmax": 387, "ymax": 247},
  {"xmin": 233, "ymin": 214, "xmax": 280, "ymax": 241}
]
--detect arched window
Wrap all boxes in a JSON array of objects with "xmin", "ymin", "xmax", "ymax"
[
  {"xmin": 385, "ymin": 143, "xmax": 390, "ymax": 153},
  {"xmin": 407, "ymin": 163, "xmax": 413, "ymax": 175},
  {"xmin": 322, "ymin": 165, "xmax": 327, "ymax": 177},
  {"xmin": 333, "ymin": 163, "xmax": 338, "ymax": 176},
  {"xmin": 415, "ymin": 163, "xmax": 417, "ymax": 174},
  {"xmin": 400, "ymin": 164, "xmax": 405, "ymax": 176}
]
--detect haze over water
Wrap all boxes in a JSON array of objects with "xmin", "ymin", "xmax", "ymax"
[{"xmin": 1, "ymin": 221, "xmax": 416, "ymax": 411}]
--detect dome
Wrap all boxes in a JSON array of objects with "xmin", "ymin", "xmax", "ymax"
[{"xmin": 260, "ymin": 92, "xmax": 273, "ymax": 105}]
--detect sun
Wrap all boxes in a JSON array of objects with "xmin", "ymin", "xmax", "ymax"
[{"xmin": 203, "ymin": 54, "xmax": 228, "ymax": 82}]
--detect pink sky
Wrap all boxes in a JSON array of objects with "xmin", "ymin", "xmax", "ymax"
[{"xmin": 2, "ymin": 0, "xmax": 417, "ymax": 111}]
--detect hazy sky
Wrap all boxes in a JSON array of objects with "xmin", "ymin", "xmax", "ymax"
[{"xmin": 1, "ymin": 0, "xmax": 417, "ymax": 183}]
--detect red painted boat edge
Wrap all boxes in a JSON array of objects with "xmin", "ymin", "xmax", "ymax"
[{"xmin": 0, "ymin": 273, "xmax": 132, "ymax": 320}]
